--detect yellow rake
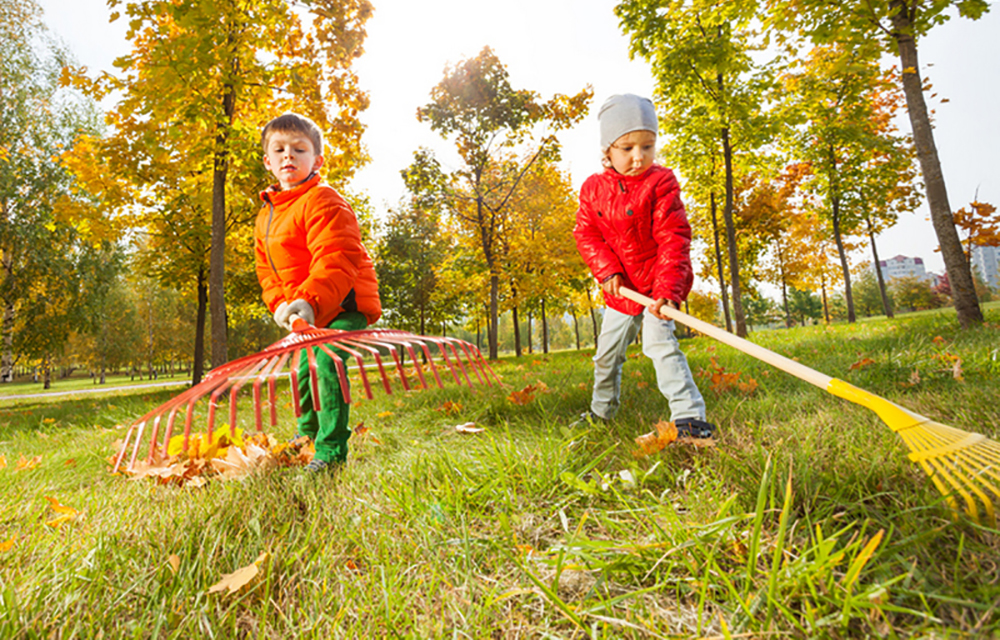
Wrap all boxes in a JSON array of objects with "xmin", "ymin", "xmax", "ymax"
[{"xmin": 621, "ymin": 287, "xmax": 1000, "ymax": 524}]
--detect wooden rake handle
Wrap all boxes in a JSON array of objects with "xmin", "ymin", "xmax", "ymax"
[{"xmin": 619, "ymin": 287, "xmax": 833, "ymax": 391}]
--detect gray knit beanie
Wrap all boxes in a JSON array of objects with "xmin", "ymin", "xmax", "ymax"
[{"xmin": 598, "ymin": 94, "xmax": 658, "ymax": 149}]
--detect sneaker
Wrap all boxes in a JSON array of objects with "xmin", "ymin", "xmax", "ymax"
[
  {"xmin": 303, "ymin": 458, "xmax": 338, "ymax": 474},
  {"xmin": 674, "ymin": 417, "xmax": 716, "ymax": 439},
  {"xmin": 570, "ymin": 410, "xmax": 608, "ymax": 428}
]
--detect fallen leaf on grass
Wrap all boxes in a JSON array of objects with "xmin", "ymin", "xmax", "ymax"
[
  {"xmin": 699, "ymin": 357, "xmax": 757, "ymax": 395},
  {"xmin": 0, "ymin": 535, "xmax": 15, "ymax": 552},
  {"xmin": 376, "ymin": 411, "xmax": 393, "ymax": 419},
  {"xmin": 352, "ymin": 423, "xmax": 383, "ymax": 445},
  {"xmin": 0, "ymin": 454, "xmax": 6, "ymax": 469},
  {"xmin": 900, "ymin": 369, "xmax": 921, "ymax": 388},
  {"xmin": 849, "ymin": 357, "xmax": 876, "ymax": 371},
  {"xmin": 435, "ymin": 401, "xmax": 463, "ymax": 414},
  {"xmin": 635, "ymin": 421, "xmax": 678, "ymax": 457},
  {"xmin": 15, "ymin": 455, "xmax": 41, "ymax": 471},
  {"xmin": 208, "ymin": 552, "xmax": 269, "ymax": 595},
  {"xmin": 345, "ymin": 558, "xmax": 364, "ymax": 573},
  {"xmin": 44, "ymin": 496, "xmax": 80, "ymax": 528},
  {"xmin": 64, "ymin": 459, "xmax": 76, "ymax": 467},
  {"xmin": 932, "ymin": 335, "xmax": 946, "ymax": 346},
  {"xmin": 210, "ymin": 442, "xmax": 274, "ymax": 480},
  {"xmin": 168, "ymin": 554, "xmax": 181, "ymax": 575},
  {"xmin": 455, "ymin": 422, "xmax": 484, "ymax": 433},
  {"xmin": 952, "ymin": 358, "xmax": 964, "ymax": 381},
  {"xmin": 508, "ymin": 384, "xmax": 537, "ymax": 406}
]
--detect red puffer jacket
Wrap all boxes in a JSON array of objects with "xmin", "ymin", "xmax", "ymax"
[{"xmin": 573, "ymin": 165, "xmax": 693, "ymax": 316}]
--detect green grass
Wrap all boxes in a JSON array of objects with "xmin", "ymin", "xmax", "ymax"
[{"xmin": 1, "ymin": 305, "xmax": 999, "ymax": 638}]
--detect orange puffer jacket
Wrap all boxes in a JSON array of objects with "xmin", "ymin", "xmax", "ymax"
[{"xmin": 255, "ymin": 174, "xmax": 381, "ymax": 328}]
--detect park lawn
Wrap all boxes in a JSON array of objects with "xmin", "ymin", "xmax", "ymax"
[
  {"xmin": 1, "ymin": 304, "xmax": 999, "ymax": 638},
  {"xmin": 0, "ymin": 371, "xmax": 190, "ymax": 404}
]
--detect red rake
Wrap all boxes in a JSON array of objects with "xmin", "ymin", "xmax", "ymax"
[{"xmin": 114, "ymin": 320, "xmax": 499, "ymax": 473}]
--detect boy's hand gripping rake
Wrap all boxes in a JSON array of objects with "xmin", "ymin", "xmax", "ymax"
[
  {"xmin": 621, "ymin": 287, "xmax": 1000, "ymax": 524},
  {"xmin": 114, "ymin": 318, "xmax": 498, "ymax": 473}
]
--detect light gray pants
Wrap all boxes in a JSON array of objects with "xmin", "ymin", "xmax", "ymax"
[{"xmin": 591, "ymin": 307, "xmax": 706, "ymax": 421}]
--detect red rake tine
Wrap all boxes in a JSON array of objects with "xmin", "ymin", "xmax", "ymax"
[
  {"xmin": 318, "ymin": 339, "xmax": 375, "ymax": 400},
  {"xmin": 449, "ymin": 339, "xmax": 485, "ymax": 386},
  {"xmin": 402, "ymin": 341, "xmax": 429, "ymax": 389},
  {"xmin": 462, "ymin": 341, "xmax": 503, "ymax": 386},
  {"xmin": 336, "ymin": 335, "xmax": 393, "ymax": 394},
  {"xmin": 252, "ymin": 356, "xmax": 277, "ymax": 433},
  {"xmin": 305, "ymin": 344, "xmax": 323, "ymax": 412},
  {"xmin": 268, "ymin": 351, "xmax": 292, "ymax": 427},
  {"xmin": 424, "ymin": 337, "xmax": 465, "ymax": 386},
  {"xmin": 346, "ymin": 336, "xmax": 406, "ymax": 392},
  {"xmin": 252, "ymin": 354, "xmax": 284, "ymax": 433},
  {"xmin": 373, "ymin": 336, "xmax": 413, "ymax": 391},
  {"xmin": 146, "ymin": 414, "xmax": 164, "ymax": 463},
  {"xmin": 228, "ymin": 358, "xmax": 269, "ymax": 437},
  {"xmin": 315, "ymin": 342, "xmax": 353, "ymax": 404},
  {"xmin": 289, "ymin": 349, "xmax": 304, "ymax": 417},
  {"xmin": 416, "ymin": 340, "xmax": 445, "ymax": 388}
]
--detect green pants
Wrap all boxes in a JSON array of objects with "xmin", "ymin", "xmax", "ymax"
[{"xmin": 296, "ymin": 311, "xmax": 367, "ymax": 463}]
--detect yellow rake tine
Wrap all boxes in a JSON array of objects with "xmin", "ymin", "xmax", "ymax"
[{"xmin": 618, "ymin": 286, "xmax": 999, "ymax": 524}]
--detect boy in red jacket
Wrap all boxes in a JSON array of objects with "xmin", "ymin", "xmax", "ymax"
[
  {"xmin": 255, "ymin": 112, "xmax": 382, "ymax": 472},
  {"xmin": 573, "ymin": 94, "xmax": 714, "ymax": 439}
]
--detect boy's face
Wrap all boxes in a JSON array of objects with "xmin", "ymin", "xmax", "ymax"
[
  {"xmin": 263, "ymin": 130, "xmax": 324, "ymax": 190},
  {"xmin": 608, "ymin": 130, "xmax": 656, "ymax": 177}
]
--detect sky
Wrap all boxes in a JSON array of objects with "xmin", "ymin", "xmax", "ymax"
[{"xmin": 36, "ymin": 0, "xmax": 1000, "ymax": 288}]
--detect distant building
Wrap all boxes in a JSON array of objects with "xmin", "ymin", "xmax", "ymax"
[
  {"xmin": 971, "ymin": 245, "xmax": 1000, "ymax": 290},
  {"xmin": 877, "ymin": 255, "xmax": 932, "ymax": 283}
]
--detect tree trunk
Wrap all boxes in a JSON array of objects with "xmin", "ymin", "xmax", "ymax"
[
  {"xmin": 573, "ymin": 312, "xmax": 580, "ymax": 350},
  {"xmin": 777, "ymin": 244, "xmax": 791, "ymax": 328},
  {"xmin": 210, "ymin": 80, "xmax": 236, "ymax": 368},
  {"xmin": 821, "ymin": 274, "xmax": 831, "ymax": 324},
  {"xmin": 867, "ymin": 217, "xmax": 894, "ymax": 318},
  {"xmin": 720, "ymin": 124, "xmax": 746, "ymax": 336},
  {"xmin": 43, "ymin": 355, "xmax": 51, "ymax": 390},
  {"xmin": 890, "ymin": 1, "xmax": 982, "ymax": 327},
  {"xmin": 147, "ymin": 297, "xmax": 155, "ymax": 379},
  {"xmin": 488, "ymin": 273, "xmax": 499, "ymax": 359},
  {"xmin": 512, "ymin": 305, "xmax": 522, "ymax": 357},
  {"xmin": 586, "ymin": 287, "xmax": 599, "ymax": 349},
  {"xmin": 831, "ymin": 195, "xmax": 856, "ymax": 323},
  {"xmin": 527, "ymin": 311, "xmax": 533, "ymax": 354},
  {"xmin": 710, "ymin": 191, "xmax": 732, "ymax": 332},
  {"xmin": 1, "ymin": 300, "xmax": 13, "ymax": 382},
  {"xmin": 99, "ymin": 305, "xmax": 107, "ymax": 384},
  {"xmin": 193, "ymin": 265, "xmax": 208, "ymax": 385},
  {"xmin": 541, "ymin": 297, "xmax": 549, "ymax": 354}
]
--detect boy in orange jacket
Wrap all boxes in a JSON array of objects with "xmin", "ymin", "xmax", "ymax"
[{"xmin": 254, "ymin": 112, "xmax": 382, "ymax": 473}]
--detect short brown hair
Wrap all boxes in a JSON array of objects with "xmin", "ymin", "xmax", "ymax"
[{"xmin": 261, "ymin": 112, "xmax": 324, "ymax": 155}]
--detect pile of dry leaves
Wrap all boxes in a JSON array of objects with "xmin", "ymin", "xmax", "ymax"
[{"xmin": 107, "ymin": 429, "xmax": 315, "ymax": 487}]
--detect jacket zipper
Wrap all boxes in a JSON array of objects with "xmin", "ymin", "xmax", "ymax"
[{"xmin": 264, "ymin": 198, "xmax": 280, "ymax": 278}]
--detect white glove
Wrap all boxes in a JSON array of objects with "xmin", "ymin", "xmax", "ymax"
[
  {"xmin": 272, "ymin": 301, "xmax": 290, "ymax": 329},
  {"xmin": 282, "ymin": 298, "xmax": 315, "ymax": 330}
]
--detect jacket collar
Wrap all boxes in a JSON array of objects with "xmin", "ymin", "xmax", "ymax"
[
  {"xmin": 260, "ymin": 172, "xmax": 322, "ymax": 205},
  {"xmin": 601, "ymin": 164, "xmax": 657, "ymax": 184}
]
